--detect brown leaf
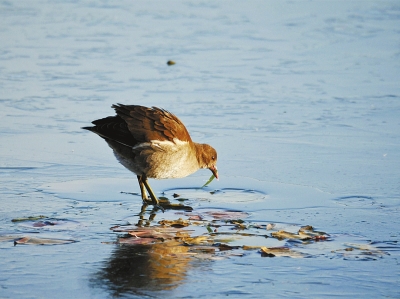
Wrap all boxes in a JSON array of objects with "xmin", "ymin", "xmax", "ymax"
[
  {"xmin": 158, "ymin": 218, "xmax": 190, "ymax": 228},
  {"xmin": 215, "ymin": 243, "xmax": 241, "ymax": 251},
  {"xmin": 242, "ymin": 245, "xmax": 262, "ymax": 250},
  {"xmin": 260, "ymin": 246, "xmax": 305, "ymax": 258},
  {"xmin": 271, "ymin": 230, "xmax": 311, "ymax": 240},
  {"xmin": 128, "ymin": 228, "xmax": 183, "ymax": 240},
  {"xmin": 188, "ymin": 215, "xmax": 203, "ymax": 221},
  {"xmin": 205, "ymin": 211, "xmax": 249, "ymax": 220},
  {"xmin": 298, "ymin": 225, "xmax": 328, "ymax": 237}
]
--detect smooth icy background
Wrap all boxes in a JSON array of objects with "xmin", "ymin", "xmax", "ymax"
[{"xmin": 1, "ymin": 1, "xmax": 399, "ymax": 298}]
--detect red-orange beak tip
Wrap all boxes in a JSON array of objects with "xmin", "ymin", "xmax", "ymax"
[{"xmin": 210, "ymin": 166, "xmax": 219, "ymax": 180}]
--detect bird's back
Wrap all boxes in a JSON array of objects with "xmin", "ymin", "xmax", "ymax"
[
  {"xmin": 83, "ymin": 104, "xmax": 192, "ymax": 147},
  {"xmin": 82, "ymin": 104, "xmax": 200, "ymax": 178}
]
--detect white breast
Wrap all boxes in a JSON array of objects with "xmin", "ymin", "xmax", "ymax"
[{"xmin": 134, "ymin": 138, "xmax": 200, "ymax": 179}]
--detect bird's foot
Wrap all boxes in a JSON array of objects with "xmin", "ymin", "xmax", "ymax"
[{"xmin": 154, "ymin": 204, "xmax": 165, "ymax": 212}]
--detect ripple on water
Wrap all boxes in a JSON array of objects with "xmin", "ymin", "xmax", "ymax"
[
  {"xmin": 333, "ymin": 195, "xmax": 376, "ymax": 208},
  {"xmin": 163, "ymin": 187, "xmax": 267, "ymax": 204},
  {"xmin": 41, "ymin": 176, "xmax": 332, "ymax": 212}
]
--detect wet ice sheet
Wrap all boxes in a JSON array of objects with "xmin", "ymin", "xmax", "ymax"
[
  {"xmin": 37, "ymin": 176, "xmax": 398, "ymax": 297},
  {"xmin": 1, "ymin": 0, "xmax": 400, "ymax": 298}
]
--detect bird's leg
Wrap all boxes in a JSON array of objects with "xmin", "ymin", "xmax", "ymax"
[
  {"xmin": 137, "ymin": 175, "xmax": 150, "ymax": 204},
  {"xmin": 142, "ymin": 175, "xmax": 164, "ymax": 212}
]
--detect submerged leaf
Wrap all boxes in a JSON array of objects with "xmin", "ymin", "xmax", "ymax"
[
  {"xmin": 298, "ymin": 225, "xmax": 328, "ymax": 237},
  {"xmin": 231, "ymin": 221, "xmax": 247, "ymax": 230},
  {"xmin": 128, "ymin": 227, "xmax": 187, "ymax": 239},
  {"xmin": 16, "ymin": 219, "xmax": 81, "ymax": 230},
  {"xmin": 260, "ymin": 246, "xmax": 305, "ymax": 258},
  {"xmin": 32, "ymin": 221, "xmax": 56, "ymax": 227},
  {"xmin": 127, "ymin": 230, "xmax": 176, "ymax": 240},
  {"xmin": 158, "ymin": 218, "xmax": 190, "ymax": 228},
  {"xmin": 243, "ymin": 245, "xmax": 263, "ymax": 250},
  {"xmin": 105, "ymin": 207, "xmax": 386, "ymax": 260},
  {"xmin": 176, "ymin": 197, "xmax": 189, "ymax": 202},
  {"xmin": 205, "ymin": 211, "xmax": 249, "ymax": 220},
  {"xmin": 144, "ymin": 199, "xmax": 193, "ymax": 211},
  {"xmin": 188, "ymin": 214, "xmax": 203, "ymax": 221},
  {"xmin": 331, "ymin": 243, "xmax": 388, "ymax": 260},
  {"xmin": 213, "ymin": 243, "xmax": 240, "ymax": 251},
  {"xmin": 11, "ymin": 215, "xmax": 47, "ymax": 222},
  {"xmin": 13, "ymin": 236, "xmax": 76, "ymax": 246},
  {"xmin": 271, "ymin": 230, "xmax": 312, "ymax": 241}
]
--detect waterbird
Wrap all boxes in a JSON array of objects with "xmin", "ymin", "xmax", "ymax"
[{"xmin": 82, "ymin": 104, "xmax": 218, "ymax": 209}]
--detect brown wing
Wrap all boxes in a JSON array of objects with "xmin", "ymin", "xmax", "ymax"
[{"xmin": 112, "ymin": 104, "xmax": 192, "ymax": 143}]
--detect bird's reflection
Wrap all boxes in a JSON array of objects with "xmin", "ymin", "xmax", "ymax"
[{"xmin": 91, "ymin": 204, "xmax": 196, "ymax": 297}]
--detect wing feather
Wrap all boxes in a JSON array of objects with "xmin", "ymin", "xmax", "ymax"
[{"xmin": 112, "ymin": 104, "xmax": 192, "ymax": 143}]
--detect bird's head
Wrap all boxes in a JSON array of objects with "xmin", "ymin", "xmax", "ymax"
[{"xmin": 197, "ymin": 143, "xmax": 218, "ymax": 179}]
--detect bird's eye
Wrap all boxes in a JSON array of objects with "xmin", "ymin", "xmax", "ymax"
[{"xmin": 212, "ymin": 156, "xmax": 215, "ymax": 160}]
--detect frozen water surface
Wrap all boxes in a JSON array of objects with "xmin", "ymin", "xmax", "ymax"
[{"xmin": 1, "ymin": 1, "xmax": 399, "ymax": 298}]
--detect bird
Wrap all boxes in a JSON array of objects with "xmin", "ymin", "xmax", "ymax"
[{"xmin": 82, "ymin": 104, "xmax": 218, "ymax": 210}]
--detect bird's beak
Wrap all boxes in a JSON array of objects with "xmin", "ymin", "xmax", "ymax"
[{"xmin": 209, "ymin": 165, "xmax": 219, "ymax": 180}]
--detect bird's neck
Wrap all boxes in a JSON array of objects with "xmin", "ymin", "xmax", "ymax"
[{"xmin": 193, "ymin": 142, "xmax": 207, "ymax": 169}]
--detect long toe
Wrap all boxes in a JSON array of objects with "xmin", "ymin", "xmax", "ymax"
[{"xmin": 154, "ymin": 204, "xmax": 165, "ymax": 212}]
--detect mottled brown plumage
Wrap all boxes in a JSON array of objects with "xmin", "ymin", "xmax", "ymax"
[{"xmin": 82, "ymin": 104, "xmax": 218, "ymax": 209}]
